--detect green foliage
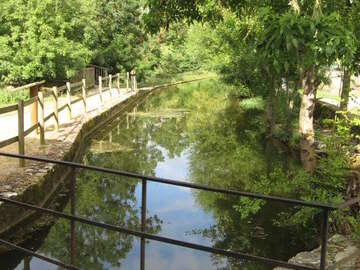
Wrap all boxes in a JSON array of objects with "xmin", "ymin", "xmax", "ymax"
[
  {"xmin": 0, "ymin": 0, "xmax": 92, "ymax": 83},
  {"xmin": 334, "ymin": 110, "xmax": 360, "ymax": 141},
  {"xmin": 238, "ymin": 97, "xmax": 265, "ymax": 111},
  {"xmin": 91, "ymin": 0, "xmax": 145, "ymax": 73},
  {"xmin": 0, "ymin": 0, "xmax": 161, "ymax": 84},
  {"xmin": 260, "ymin": 9, "xmax": 355, "ymax": 72},
  {"xmin": 0, "ymin": 88, "xmax": 28, "ymax": 106},
  {"xmin": 145, "ymin": 22, "xmax": 222, "ymax": 80}
]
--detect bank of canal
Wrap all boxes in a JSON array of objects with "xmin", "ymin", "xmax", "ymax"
[{"xmin": 2, "ymin": 79, "xmax": 320, "ymax": 270}]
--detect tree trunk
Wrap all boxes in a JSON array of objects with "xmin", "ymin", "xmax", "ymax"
[
  {"xmin": 340, "ymin": 68, "xmax": 351, "ymax": 111},
  {"xmin": 265, "ymin": 67, "xmax": 275, "ymax": 138},
  {"xmin": 266, "ymin": 87, "xmax": 275, "ymax": 137},
  {"xmin": 284, "ymin": 78, "xmax": 292, "ymax": 134},
  {"xmin": 299, "ymin": 68, "xmax": 317, "ymax": 172}
]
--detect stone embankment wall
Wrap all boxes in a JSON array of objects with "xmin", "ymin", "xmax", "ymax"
[{"xmin": 274, "ymin": 235, "xmax": 359, "ymax": 270}]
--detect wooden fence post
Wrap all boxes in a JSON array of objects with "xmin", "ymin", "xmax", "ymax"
[
  {"xmin": 17, "ymin": 100, "xmax": 25, "ymax": 167},
  {"xmin": 53, "ymin": 86, "xmax": 59, "ymax": 132},
  {"xmin": 117, "ymin": 73, "xmax": 120, "ymax": 95},
  {"xmin": 38, "ymin": 91, "xmax": 45, "ymax": 145},
  {"xmin": 130, "ymin": 70, "xmax": 137, "ymax": 93},
  {"xmin": 66, "ymin": 82, "xmax": 72, "ymax": 121},
  {"xmin": 29, "ymin": 85, "xmax": 38, "ymax": 133},
  {"xmin": 109, "ymin": 74, "xmax": 113, "ymax": 100},
  {"xmin": 126, "ymin": 72, "xmax": 129, "ymax": 92},
  {"xmin": 82, "ymin": 79, "xmax": 87, "ymax": 114},
  {"xmin": 99, "ymin": 76, "xmax": 103, "ymax": 106}
]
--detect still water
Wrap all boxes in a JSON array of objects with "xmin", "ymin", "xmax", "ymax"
[{"xmin": 2, "ymin": 80, "xmax": 317, "ymax": 270}]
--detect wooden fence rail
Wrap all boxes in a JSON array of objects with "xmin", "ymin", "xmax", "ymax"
[
  {"xmin": 8, "ymin": 81, "xmax": 45, "ymax": 93},
  {"xmin": 0, "ymin": 72, "xmax": 135, "ymax": 167}
]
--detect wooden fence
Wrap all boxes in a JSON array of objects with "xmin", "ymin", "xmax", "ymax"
[{"xmin": 0, "ymin": 72, "xmax": 137, "ymax": 167}]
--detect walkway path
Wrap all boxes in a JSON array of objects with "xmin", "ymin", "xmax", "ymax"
[{"xmin": 0, "ymin": 86, "xmax": 128, "ymax": 141}]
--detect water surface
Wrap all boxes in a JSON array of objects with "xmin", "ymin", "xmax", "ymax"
[{"xmin": 3, "ymin": 80, "xmax": 317, "ymax": 270}]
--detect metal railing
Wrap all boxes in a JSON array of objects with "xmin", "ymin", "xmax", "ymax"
[{"xmin": 0, "ymin": 151, "xmax": 358, "ymax": 270}]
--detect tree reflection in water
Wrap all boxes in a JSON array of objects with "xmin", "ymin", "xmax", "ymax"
[{"xmin": 3, "ymin": 80, "xmax": 318, "ymax": 270}]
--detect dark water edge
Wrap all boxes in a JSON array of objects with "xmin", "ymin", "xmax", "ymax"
[{"xmin": 0, "ymin": 81, "xmax": 319, "ymax": 270}]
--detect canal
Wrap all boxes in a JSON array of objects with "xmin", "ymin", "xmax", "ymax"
[{"xmin": 2, "ymin": 79, "xmax": 318, "ymax": 269}]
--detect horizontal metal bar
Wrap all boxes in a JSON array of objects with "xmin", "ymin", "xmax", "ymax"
[
  {"xmin": 9, "ymin": 80, "xmax": 45, "ymax": 92},
  {"xmin": 0, "ymin": 136, "xmax": 18, "ymax": 148},
  {"xmin": 0, "ymin": 152, "xmax": 337, "ymax": 210},
  {"xmin": 24, "ymin": 123, "xmax": 39, "ymax": 137},
  {"xmin": 0, "ymin": 197, "xmax": 316, "ymax": 270},
  {"xmin": 0, "ymin": 239, "xmax": 81, "ymax": 270},
  {"xmin": 0, "ymin": 104, "xmax": 18, "ymax": 115},
  {"xmin": 23, "ymin": 96, "xmax": 38, "ymax": 107},
  {"xmin": 337, "ymin": 196, "xmax": 360, "ymax": 210}
]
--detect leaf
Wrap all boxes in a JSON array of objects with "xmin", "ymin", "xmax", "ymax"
[
  {"xmin": 291, "ymin": 38, "xmax": 298, "ymax": 49},
  {"xmin": 284, "ymin": 61, "xmax": 289, "ymax": 72}
]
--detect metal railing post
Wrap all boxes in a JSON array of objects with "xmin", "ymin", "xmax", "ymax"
[
  {"xmin": 70, "ymin": 175, "xmax": 76, "ymax": 268},
  {"xmin": 24, "ymin": 256, "xmax": 31, "ymax": 270},
  {"xmin": 140, "ymin": 179, "xmax": 147, "ymax": 270},
  {"xmin": 319, "ymin": 209, "xmax": 329, "ymax": 270}
]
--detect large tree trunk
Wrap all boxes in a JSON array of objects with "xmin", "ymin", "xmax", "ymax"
[
  {"xmin": 284, "ymin": 78, "xmax": 292, "ymax": 134},
  {"xmin": 265, "ymin": 69, "xmax": 275, "ymax": 138},
  {"xmin": 340, "ymin": 68, "xmax": 351, "ymax": 111},
  {"xmin": 266, "ymin": 89, "xmax": 274, "ymax": 137},
  {"xmin": 299, "ymin": 68, "xmax": 317, "ymax": 172}
]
